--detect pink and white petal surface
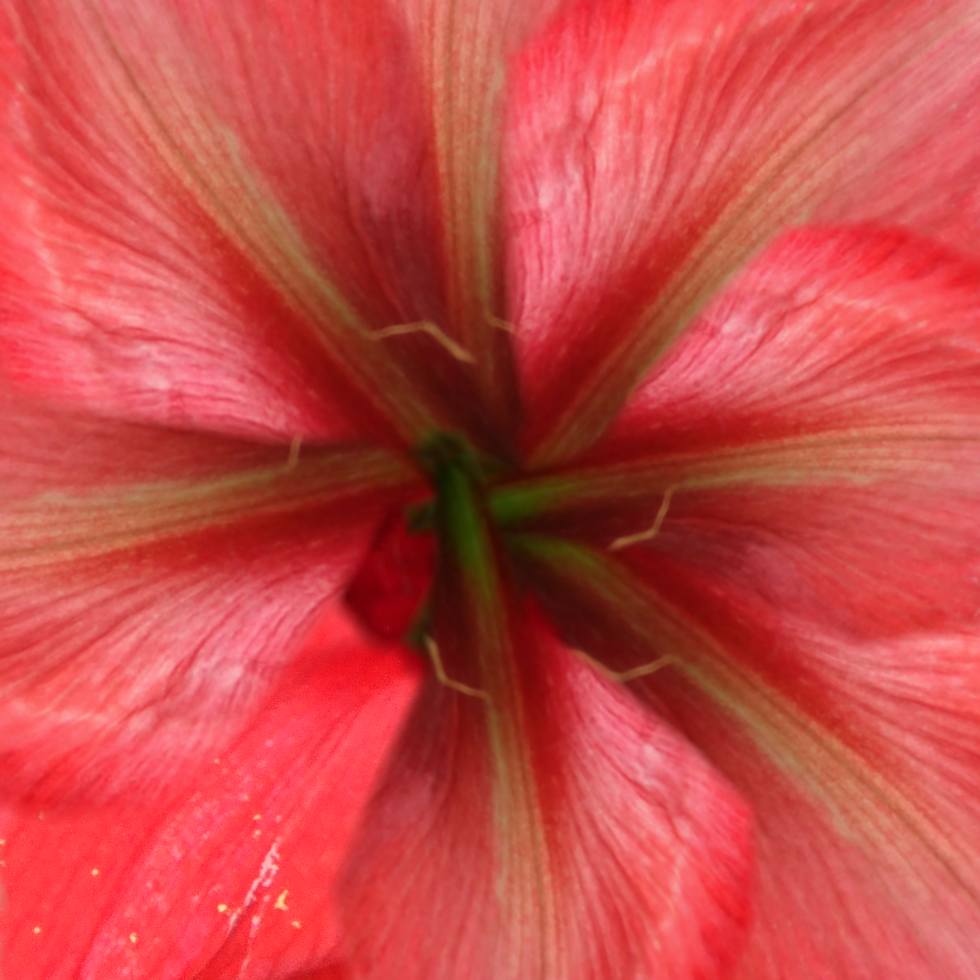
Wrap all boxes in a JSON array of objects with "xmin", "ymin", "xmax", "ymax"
[{"xmin": 628, "ymin": 555, "xmax": 980, "ymax": 979}]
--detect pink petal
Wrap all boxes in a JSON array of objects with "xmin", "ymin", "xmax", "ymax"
[
  {"xmin": 494, "ymin": 228, "xmax": 980, "ymax": 564},
  {"xmin": 525, "ymin": 482, "xmax": 980, "ymax": 973},
  {"xmin": 0, "ymin": 396, "xmax": 417, "ymax": 801},
  {"xmin": 0, "ymin": 0, "xmax": 450, "ymax": 443},
  {"xmin": 621, "ymin": 551, "xmax": 980, "ymax": 978},
  {"xmin": 600, "ymin": 226, "xmax": 980, "ymax": 462},
  {"xmin": 0, "ymin": 623, "xmax": 420, "ymax": 980},
  {"xmin": 505, "ymin": 0, "xmax": 980, "ymax": 461},
  {"xmin": 528, "ymin": 227, "xmax": 980, "ymax": 545},
  {"xmin": 338, "ymin": 609, "xmax": 753, "ymax": 979},
  {"xmin": 820, "ymin": 97, "xmax": 980, "ymax": 262},
  {"xmin": 396, "ymin": 0, "xmax": 560, "ymax": 435}
]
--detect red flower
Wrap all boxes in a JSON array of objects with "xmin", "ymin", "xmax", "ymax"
[{"xmin": 1, "ymin": 1, "xmax": 979, "ymax": 977}]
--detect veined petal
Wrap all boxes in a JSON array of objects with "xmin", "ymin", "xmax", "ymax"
[
  {"xmin": 506, "ymin": 0, "xmax": 980, "ymax": 461},
  {"xmin": 0, "ymin": 397, "xmax": 418, "ymax": 800},
  {"xmin": 603, "ymin": 227, "xmax": 980, "ymax": 460},
  {"xmin": 522, "ymin": 521, "xmax": 980, "ymax": 977},
  {"xmin": 1, "ymin": 0, "xmax": 452, "ymax": 443},
  {"xmin": 488, "ymin": 426, "xmax": 977, "ymax": 540},
  {"xmin": 339, "ymin": 616, "xmax": 752, "ymax": 979},
  {"xmin": 819, "ymin": 97, "xmax": 980, "ymax": 262},
  {"xmin": 400, "ymin": 0, "xmax": 557, "ymax": 434},
  {"xmin": 494, "ymin": 227, "xmax": 980, "ymax": 537},
  {"xmin": 0, "ymin": 623, "xmax": 420, "ymax": 980}
]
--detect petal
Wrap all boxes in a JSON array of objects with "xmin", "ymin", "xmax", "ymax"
[
  {"xmin": 339, "ymin": 600, "xmax": 752, "ymax": 976},
  {"xmin": 0, "ymin": 622, "xmax": 420, "ymax": 980},
  {"xmin": 399, "ymin": 0, "xmax": 559, "ymax": 433},
  {"xmin": 640, "ymin": 574, "xmax": 980, "ymax": 978},
  {"xmin": 819, "ymin": 98, "xmax": 980, "ymax": 262},
  {"xmin": 523, "ymin": 515, "xmax": 980, "ymax": 977},
  {"xmin": 343, "ymin": 511, "xmax": 437, "ymax": 644},
  {"xmin": 1, "ymin": 0, "xmax": 449, "ymax": 443},
  {"xmin": 0, "ymin": 396, "xmax": 418, "ymax": 800},
  {"xmin": 505, "ymin": 0, "xmax": 980, "ymax": 461},
  {"xmin": 501, "ymin": 227, "xmax": 980, "ymax": 541},
  {"xmin": 603, "ymin": 227, "xmax": 980, "ymax": 458}
]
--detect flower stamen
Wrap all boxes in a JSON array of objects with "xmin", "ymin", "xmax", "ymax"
[
  {"xmin": 423, "ymin": 635, "xmax": 491, "ymax": 702},
  {"xmin": 609, "ymin": 486, "xmax": 676, "ymax": 551},
  {"xmin": 372, "ymin": 320, "xmax": 475, "ymax": 364},
  {"xmin": 487, "ymin": 314, "xmax": 517, "ymax": 335},
  {"xmin": 570, "ymin": 646, "xmax": 677, "ymax": 684}
]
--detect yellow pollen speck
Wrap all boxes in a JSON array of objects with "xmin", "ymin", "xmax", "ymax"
[
  {"xmin": 0, "ymin": 838, "xmax": 6, "ymax": 845},
  {"xmin": 217, "ymin": 903, "xmax": 229, "ymax": 914},
  {"xmin": 290, "ymin": 920, "xmax": 302, "ymax": 930},
  {"xmin": 251, "ymin": 829, "xmax": 262, "ymax": 839},
  {"xmin": 91, "ymin": 868, "xmax": 100, "ymax": 877},
  {"xmin": 33, "ymin": 925, "xmax": 42, "ymax": 935},
  {"xmin": 252, "ymin": 813, "xmax": 262, "ymax": 821},
  {"xmin": 129, "ymin": 933, "xmax": 139, "ymax": 944},
  {"xmin": 273, "ymin": 890, "xmax": 289, "ymax": 911}
]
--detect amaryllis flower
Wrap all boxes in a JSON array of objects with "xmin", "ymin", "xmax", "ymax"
[{"xmin": 1, "ymin": 0, "xmax": 979, "ymax": 976}]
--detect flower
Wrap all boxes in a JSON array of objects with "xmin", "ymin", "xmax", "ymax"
[{"xmin": 1, "ymin": 0, "xmax": 979, "ymax": 977}]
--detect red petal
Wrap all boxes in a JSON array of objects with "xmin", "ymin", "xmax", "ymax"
[
  {"xmin": 819, "ymin": 95, "xmax": 980, "ymax": 262},
  {"xmin": 395, "ymin": 0, "xmax": 559, "ymax": 434},
  {"xmin": 0, "ymin": 0, "xmax": 448, "ymax": 443},
  {"xmin": 505, "ymin": 0, "xmax": 980, "ymax": 460},
  {"xmin": 624, "ymin": 553, "xmax": 980, "ymax": 978},
  {"xmin": 0, "ymin": 397, "xmax": 417, "ymax": 800},
  {"xmin": 338, "ymin": 609, "xmax": 753, "ymax": 979},
  {"xmin": 0, "ymin": 623, "xmax": 420, "ymax": 980},
  {"xmin": 505, "ymin": 229, "xmax": 980, "ymax": 561},
  {"xmin": 343, "ymin": 511, "xmax": 437, "ymax": 644},
  {"xmin": 527, "ymin": 227, "xmax": 980, "ymax": 546},
  {"xmin": 525, "ymin": 491, "xmax": 980, "ymax": 975},
  {"xmin": 515, "ymin": 223, "xmax": 980, "ymax": 975},
  {"xmin": 601, "ymin": 226, "xmax": 980, "ymax": 461}
]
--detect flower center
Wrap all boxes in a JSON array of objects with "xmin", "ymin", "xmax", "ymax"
[{"xmin": 343, "ymin": 432, "xmax": 501, "ymax": 646}]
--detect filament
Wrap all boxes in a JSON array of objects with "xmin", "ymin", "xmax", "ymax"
[
  {"xmin": 570, "ymin": 646, "xmax": 677, "ymax": 684},
  {"xmin": 609, "ymin": 486, "xmax": 676, "ymax": 551},
  {"xmin": 424, "ymin": 635, "xmax": 490, "ymax": 702},
  {"xmin": 373, "ymin": 320, "xmax": 475, "ymax": 364}
]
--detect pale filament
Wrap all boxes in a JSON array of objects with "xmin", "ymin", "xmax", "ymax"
[
  {"xmin": 487, "ymin": 313, "xmax": 517, "ymax": 334},
  {"xmin": 424, "ymin": 635, "xmax": 491, "ymax": 702},
  {"xmin": 286, "ymin": 435, "xmax": 302, "ymax": 471},
  {"xmin": 609, "ymin": 486, "xmax": 677, "ymax": 552},
  {"xmin": 570, "ymin": 646, "xmax": 677, "ymax": 684},
  {"xmin": 372, "ymin": 320, "xmax": 475, "ymax": 363}
]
